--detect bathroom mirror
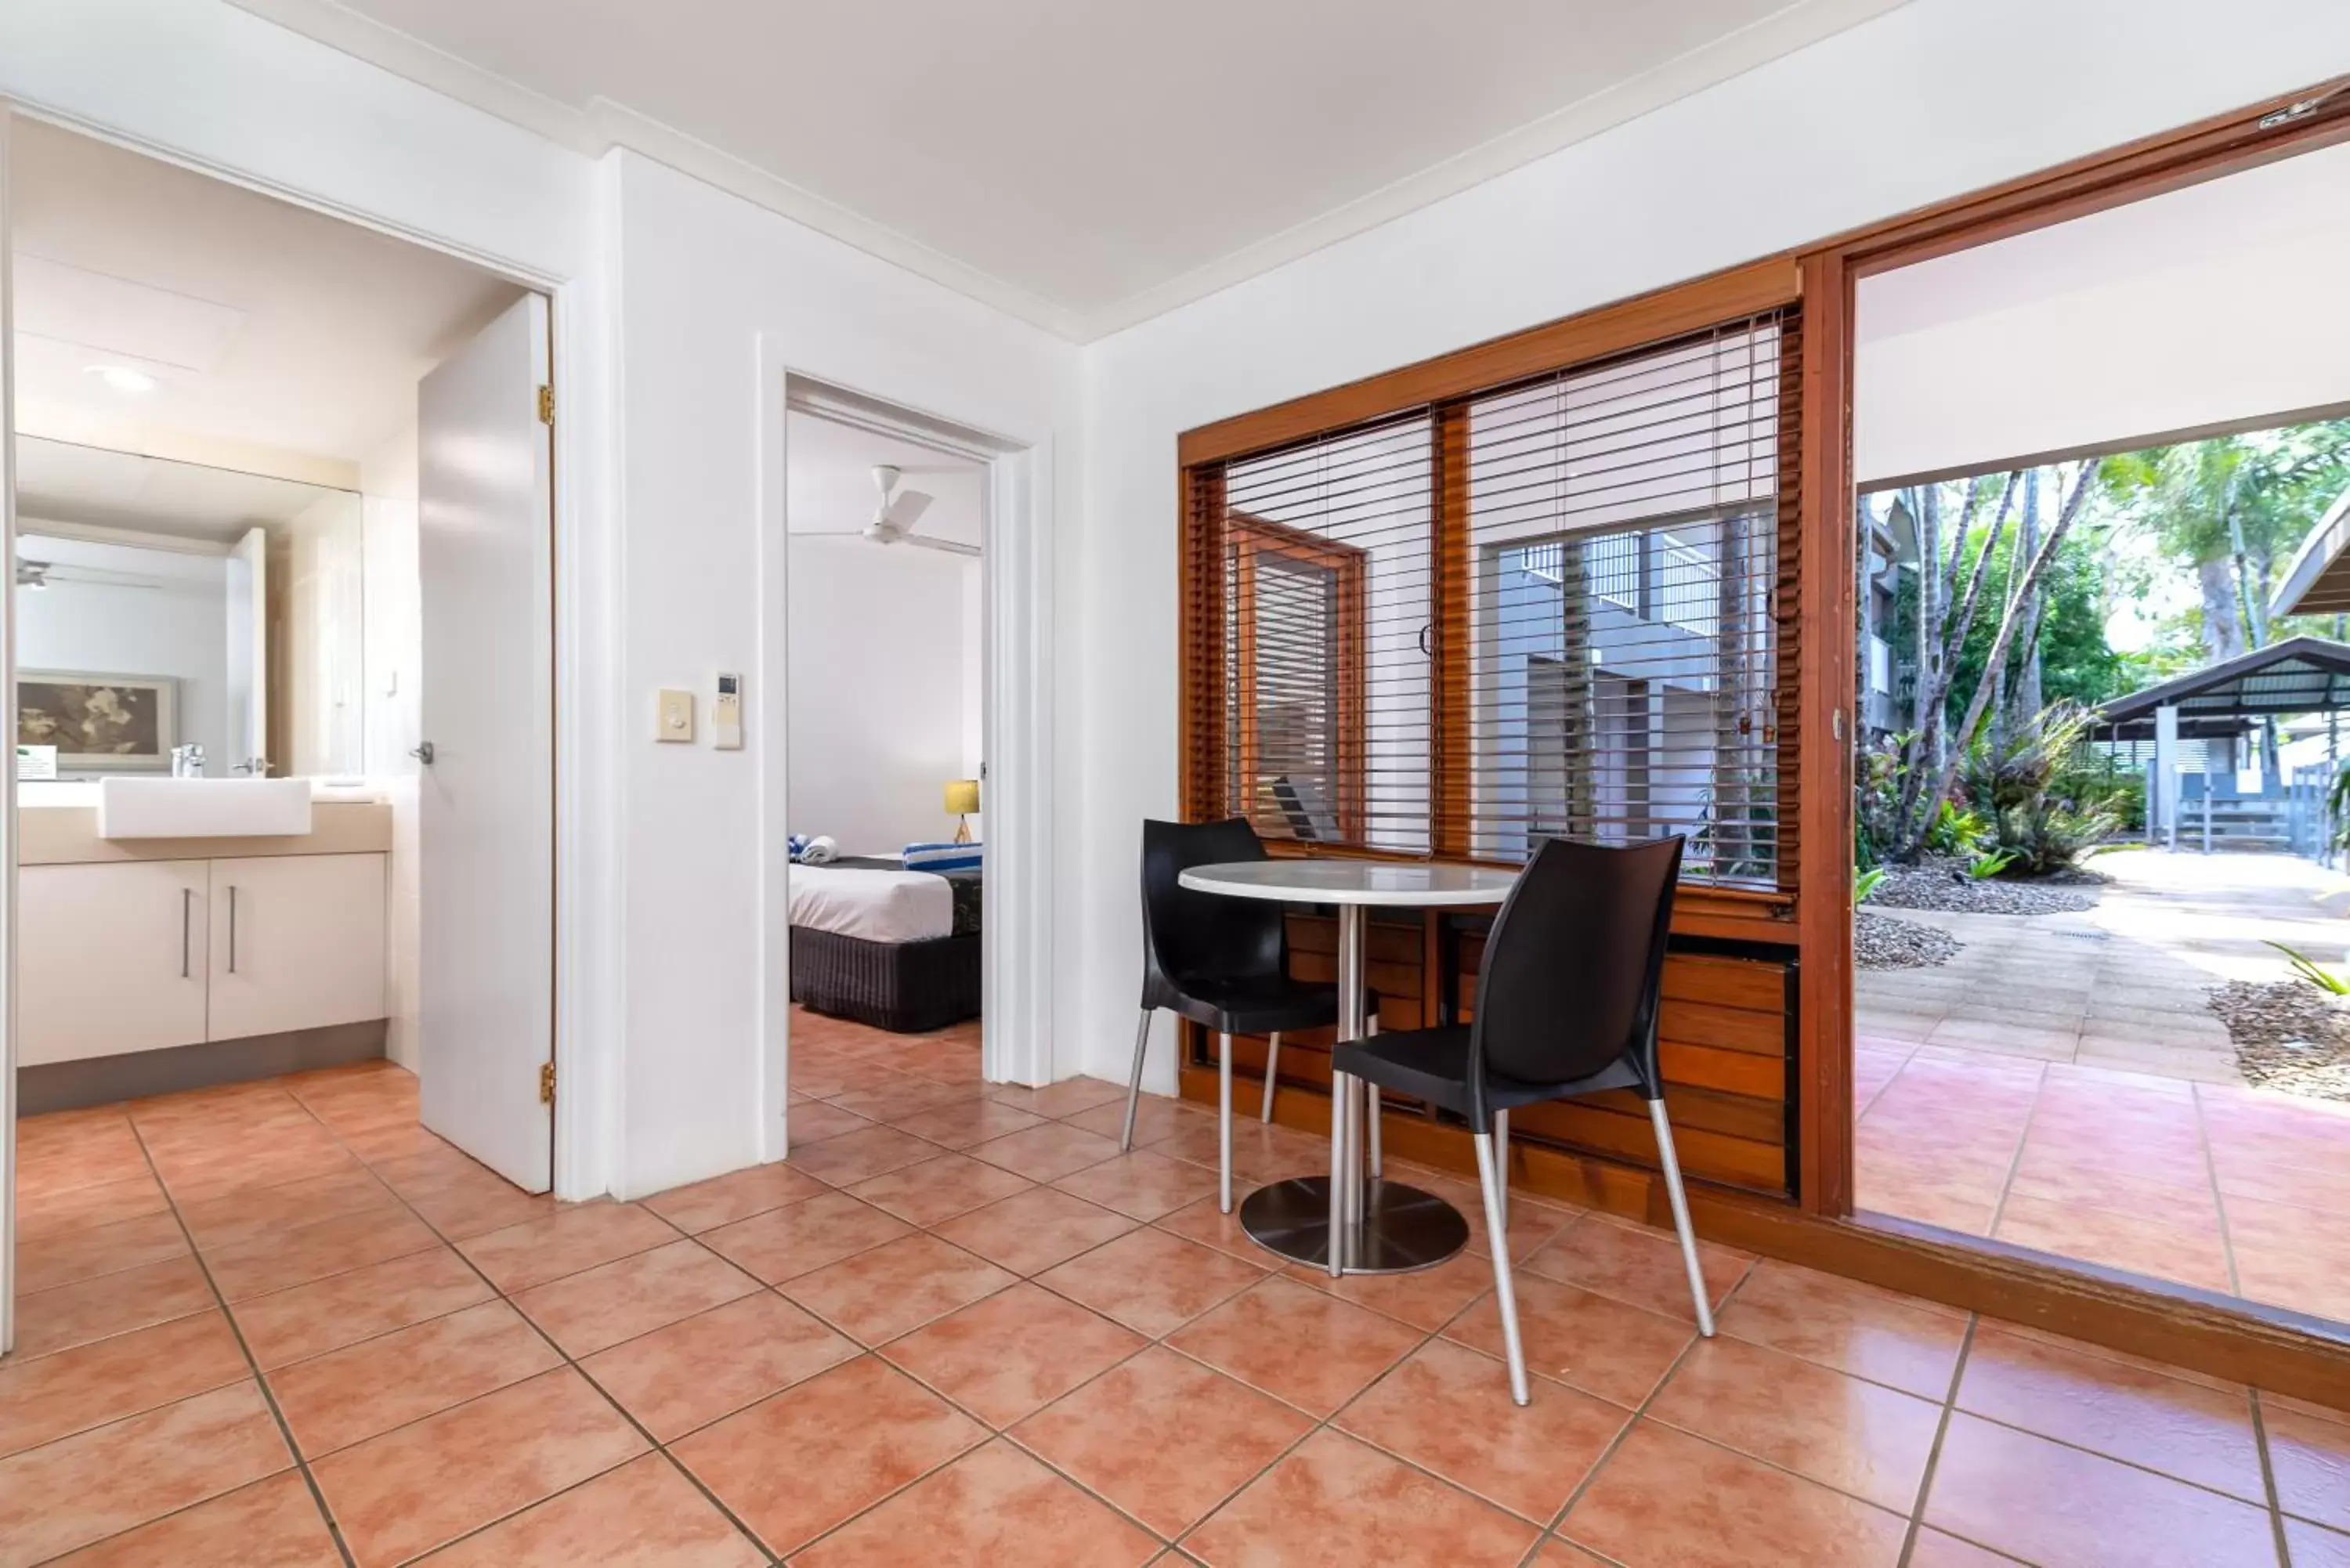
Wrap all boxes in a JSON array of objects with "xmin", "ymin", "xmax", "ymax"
[{"xmin": 12, "ymin": 436, "xmax": 365, "ymax": 778}]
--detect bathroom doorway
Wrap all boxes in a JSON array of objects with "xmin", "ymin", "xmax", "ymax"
[{"xmin": 1, "ymin": 114, "xmax": 565, "ymax": 1349}]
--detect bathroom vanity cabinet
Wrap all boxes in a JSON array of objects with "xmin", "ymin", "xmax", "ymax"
[{"xmin": 16, "ymin": 802, "xmax": 392, "ymax": 1066}]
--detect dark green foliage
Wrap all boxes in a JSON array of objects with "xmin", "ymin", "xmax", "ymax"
[{"xmin": 1958, "ymin": 702, "xmax": 2122, "ymax": 876}]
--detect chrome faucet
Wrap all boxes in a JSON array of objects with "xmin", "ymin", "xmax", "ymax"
[{"xmin": 170, "ymin": 744, "xmax": 207, "ymax": 779}]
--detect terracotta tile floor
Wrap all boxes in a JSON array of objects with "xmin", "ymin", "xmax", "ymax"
[
  {"xmin": 1856, "ymin": 1034, "xmax": 2350, "ymax": 1323},
  {"xmin": 5, "ymin": 1010, "xmax": 2348, "ymax": 1565}
]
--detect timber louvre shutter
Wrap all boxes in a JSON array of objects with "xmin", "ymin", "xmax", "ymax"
[{"xmin": 1182, "ymin": 308, "xmax": 1799, "ymax": 890}]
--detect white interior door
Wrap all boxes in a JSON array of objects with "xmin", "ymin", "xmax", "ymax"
[
  {"xmin": 417, "ymin": 292, "xmax": 554, "ymax": 1193},
  {"xmin": 225, "ymin": 526, "xmax": 266, "ymax": 775}
]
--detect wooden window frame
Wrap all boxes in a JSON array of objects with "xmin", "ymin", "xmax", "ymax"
[
  {"xmin": 1174, "ymin": 71, "xmax": 2350, "ymax": 1404},
  {"xmin": 1181, "ymin": 263, "xmax": 1809, "ymax": 949},
  {"xmin": 1227, "ymin": 510, "xmax": 1368, "ymax": 844}
]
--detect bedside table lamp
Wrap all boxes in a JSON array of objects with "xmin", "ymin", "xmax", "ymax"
[{"xmin": 944, "ymin": 779, "xmax": 980, "ymax": 844}]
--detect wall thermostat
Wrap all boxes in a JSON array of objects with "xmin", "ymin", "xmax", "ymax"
[{"xmin": 713, "ymin": 673, "xmax": 743, "ymax": 750}]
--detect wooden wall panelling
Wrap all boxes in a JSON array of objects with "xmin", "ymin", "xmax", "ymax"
[{"xmin": 1453, "ymin": 930, "xmax": 1795, "ymax": 1197}]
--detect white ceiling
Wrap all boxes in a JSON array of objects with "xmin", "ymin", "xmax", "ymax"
[
  {"xmin": 14, "ymin": 435, "xmax": 354, "ymax": 547},
  {"xmin": 9, "ymin": 117, "xmax": 525, "ymax": 475},
  {"xmin": 228, "ymin": 0, "xmax": 1908, "ymax": 339},
  {"xmin": 786, "ymin": 411, "xmax": 983, "ymax": 554}
]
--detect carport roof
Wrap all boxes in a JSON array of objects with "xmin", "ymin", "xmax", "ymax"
[
  {"xmin": 2270, "ymin": 486, "xmax": 2350, "ymax": 620},
  {"xmin": 2093, "ymin": 635, "xmax": 2350, "ymax": 740}
]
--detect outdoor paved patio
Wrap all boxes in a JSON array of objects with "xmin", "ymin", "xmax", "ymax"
[
  {"xmin": 1857, "ymin": 847, "xmax": 2350, "ymax": 1085},
  {"xmin": 1856, "ymin": 848, "xmax": 2350, "ymax": 1321}
]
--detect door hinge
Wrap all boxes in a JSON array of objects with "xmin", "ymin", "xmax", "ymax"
[
  {"xmin": 538, "ymin": 1060, "xmax": 557, "ymax": 1104},
  {"xmin": 536, "ymin": 385, "xmax": 555, "ymax": 426}
]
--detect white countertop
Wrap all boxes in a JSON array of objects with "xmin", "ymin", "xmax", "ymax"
[
  {"xmin": 19, "ymin": 779, "xmax": 388, "ymax": 807},
  {"xmin": 1178, "ymin": 859, "xmax": 1519, "ymax": 906}
]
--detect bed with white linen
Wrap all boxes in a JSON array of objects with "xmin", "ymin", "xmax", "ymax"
[{"xmin": 787, "ymin": 856, "xmax": 981, "ymax": 1032}]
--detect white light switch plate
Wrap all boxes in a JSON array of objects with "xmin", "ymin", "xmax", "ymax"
[{"xmin": 656, "ymin": 688, "xmax": 695, "ymax": 742}]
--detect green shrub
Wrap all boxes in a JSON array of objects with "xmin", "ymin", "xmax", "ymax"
[
  {"xmin": 1992, "ymin": 800, "xmax": 2120, "ymax": 876},
  {"xmin": 2266, "ymin": 939, "xmax": 2350, "ymax": 996},
  {"xmin": 1965, "ymin": 849, "xmax": 2017, "ymax": 880},
  {"xmin": 1925, "ymin": 800, "xmax": 1990, "ymax": 858},
  {"xmin": 1960, "ymin": 702, "xmax": 2119, "ymax": 875}
]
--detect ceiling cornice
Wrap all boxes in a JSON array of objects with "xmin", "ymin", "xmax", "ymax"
[{"xmin": 223, "ymin": 0, "xmax": 1908, "ymax": 345}]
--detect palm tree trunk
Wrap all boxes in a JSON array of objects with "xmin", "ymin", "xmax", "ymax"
[
  {"xmin": 1914, "ymin": 466, "xmax": 2095, "ymax": 838},
  {"xmin": 1894, "ymin": 473, "xmax": 2019, "ymax": 854}
]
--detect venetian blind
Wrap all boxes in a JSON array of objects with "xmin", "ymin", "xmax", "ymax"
[
  {"xmin": 1208, "ymin": 414, "xmax": 1434, "ymax": 853},
  {"xmin": 1464, "ymin": 313, "xmax": 1792, "ymax": 885},
  {"xmin": 1180, "ymin": 307, "xmax": 1799, "ymax": 888}
]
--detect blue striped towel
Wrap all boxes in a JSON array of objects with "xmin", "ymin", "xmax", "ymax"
[{"xmin": 903, "ymin": 840, "xmax": 982, "ymax": 873}]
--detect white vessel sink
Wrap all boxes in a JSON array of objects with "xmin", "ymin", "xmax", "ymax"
[{"xmin": 98, "ymin": 777, "xmax": 314, "ymax": 839}]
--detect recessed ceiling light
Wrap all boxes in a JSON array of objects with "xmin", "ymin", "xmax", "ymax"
[{"xmin": 85, "ymin": 365, "xmax": 158, "ymax": 394}]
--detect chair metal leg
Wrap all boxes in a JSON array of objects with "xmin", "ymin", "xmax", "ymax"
[
  {"xmin": 1327, "ymin": 1069, "xmax": 1350, "ymax": 1277},
  {"xmin": 1492, "ymin": 1107, "xmax": 1509, "ymax": 1234},
  {"xmin": 1260, "ymin": 1031, "xmax": 1281, "ymax": 1122},
  {"xmin": 1649, "ymin": 1098, "xmax": 1716, "ymax": 1337},
  {"xmin": 1218, "ymin": 1031, "xmax": 1235, "ymax": 1215},
  {"xmin": 1119, "ymin": 1009, "xmax": 1152, "ymax": 1152},
  {"xmin": 1474, "ymin": 1130, "xmax": 1531, "ymax": 1406}
]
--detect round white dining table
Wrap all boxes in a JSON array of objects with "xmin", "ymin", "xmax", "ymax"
[{"xmin": 1176, "ymin": 859, "xmax": 1520, "ymax": 1276}]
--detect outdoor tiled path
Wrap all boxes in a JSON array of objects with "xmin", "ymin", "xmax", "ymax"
[
  {"xmin": 1859, "ymin": 849, "xmax": 2350, "ymax": 1086},
  {"xmin": 1857, "ymin": 1036, "xmax": 2350, "ymax": 1322},
  {"xmin": 3, "ymin": 1012, "xmax": 2346, "ymax": 1564}
]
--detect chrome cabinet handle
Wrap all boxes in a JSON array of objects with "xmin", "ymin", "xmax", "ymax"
[
  {"xmin": 226, "ymin": 886, "xmax": 238, "ymax": 974},
  {"xmin": 182, "ymin": 887, "xmax": 193, "ymax": 978}
]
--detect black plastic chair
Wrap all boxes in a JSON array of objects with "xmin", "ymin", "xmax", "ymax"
[
  {"xmin": 1330, "ymin": 834, "xmax": 1712, "ymax": 1404},
  {"xmin": 1126, "ymin": 818, "xmax": 1350, "ymax": 1214}
]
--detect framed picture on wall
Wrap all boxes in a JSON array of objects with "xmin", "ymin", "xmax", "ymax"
[{"xmin": 17, "ymin": 672, "xmax": 179, "ymax": 771}]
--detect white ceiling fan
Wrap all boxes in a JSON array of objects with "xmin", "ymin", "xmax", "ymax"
[
  {"xmin": 799, "ymin": 464, "xmax": 977, "ymax": 558},
  {"xmin": 14, "ymin": 558, "xmax": 164, "ymax": 591}
]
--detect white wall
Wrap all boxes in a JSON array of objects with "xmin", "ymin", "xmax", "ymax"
[
  {"xmin": 608, "ymin": 150, "xmax": 1081, "ymax": 1196},
  {"xmin": 13, "ymin": 530, "xmax": 229, "ymax": 768},
  {"xmin": 786, "ymin": 538, "xmax": 976, "ymax": 854},
  {"xmin": 1854, "ymin": 137, "xmax": 2350, "ymax": 486},
  {"xmin": 1076, "ymin": 0, "xmax": 2350, "ymax": 1093}
]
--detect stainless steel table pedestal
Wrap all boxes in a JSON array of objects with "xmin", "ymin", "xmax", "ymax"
[{"xmin": 1238, "ymin": 1176, "xmax": 1470, "ymax": 1274}]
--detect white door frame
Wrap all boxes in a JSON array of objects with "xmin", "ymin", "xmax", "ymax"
[
  {"xmin": 754, "ymin": 351, "xmax": 1056, "ymax": 1161},
  {"xmin": 1, "ymin": 104, "xmax": 21, "ymax": 1355},
  {"xmin": 0, "ymin": 101, "xmax": 609, "ymax": 1345}
]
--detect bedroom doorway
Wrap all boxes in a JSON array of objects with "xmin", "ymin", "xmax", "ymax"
[{"xmin": 781, "ymin": 403, "xmax": 991, "ymax": 1118}]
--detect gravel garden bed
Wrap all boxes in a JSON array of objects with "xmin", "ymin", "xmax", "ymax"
[
  {"xmin": 2205, "ymin": 980, "xmax": 2350, "ymax": 1103},
  {"xmin": 1855, "ymin": 912, "xmax": 1964, "ymax": 970},
  {"xmin": 1863, "ymin": 855, "xmax": 2103, "ymax": 917}
]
